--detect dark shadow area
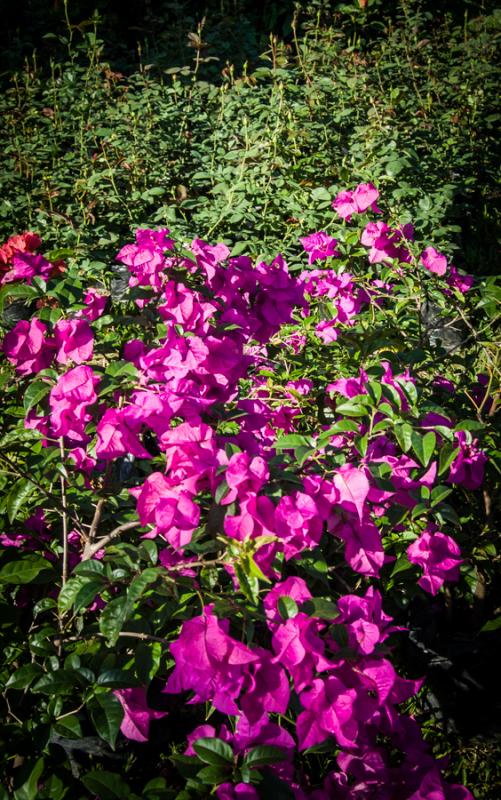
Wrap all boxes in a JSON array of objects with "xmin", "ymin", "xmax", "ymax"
[{"xmin": 1, "ymin": 0, "xmax": 497, "ymax": 75}]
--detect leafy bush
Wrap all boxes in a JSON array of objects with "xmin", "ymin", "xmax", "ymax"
[
  {"xmin": 0, "ymin": 2, "xmax": 499, "ymax": 275},
  {"xmin": 0, "ymin": 180, "xmax": 499, "ymax": 798}
]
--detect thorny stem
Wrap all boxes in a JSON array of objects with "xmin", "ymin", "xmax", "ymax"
[
  {"xmin": 59, "ymin": 438, "xmax": 69, "ymax": 586},
  {"xmin": 115, "ymin": 631, "xmax": 169, "ymax": 645},
  {"xmin": 56, "ymin": 630, "xmax": 170, "ymax": 647},
  {"xmin": 161, "ymin": 557, "xmax": 229, "ymax": 573},
  {"xmin": 86, "ymin": 463, "xmax": 113, "ymax": 547}
]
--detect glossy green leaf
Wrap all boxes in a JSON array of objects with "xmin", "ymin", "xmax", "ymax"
[
  {"xmin": 394, "ymin": 422, "xmax": 413, "ymax": 453},
  {"xmin": 88, "ymin": 691, "xmax": 124, "ymax": 749},
  {"xmin": 301, "ymin": 597, "xmax": 339, "ymax": 620},
  {"xmin": 5, "ymin": 663, "xmax": 44, "ymax": 690},
  {"xmin": 193, "ymin": 737, "xmax": 234, "ymax": 766},
  {"xmin": 6, "ymin": 478, "xmax": 37, "ymax": 524},
  {"xmin": 32, "ymin": 669, "xmax": 87, "ymax": 695},
  {"xmin": 411, "ymin": 430, "xmax": 436, "ymax": 467},
  {"xmin": 438, "ymin": 443, "xmax": 460, "ymax": 476},
  {"xmin": 13, "ymin": 757, "xmax": 44, "ymax": 800},
  {"xmin": 23, "ymin": 379, "xmax": 52, "ymax": 413},
  {"xmin": 81, "ymin": 770, "xmax": 131, "ymax": 799},
  {"xmin": 243, "ymin": 745, "xmax": 286, "ymax": 767},
  {"xmin": 277, "ymin": 595, "xmax": 298, "ymax": 620},
  {"xmin": 196, "ymin": 765, "xmax": 231, "ymax": 784},
  {"xmin": 99, "ymin": 595, "xmax": 132, "ymax": 646},
  {"xmin": 0, "ymin": 555, "xmax": 52, "ymax": 584}
]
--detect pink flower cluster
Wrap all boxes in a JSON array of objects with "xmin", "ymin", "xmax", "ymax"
[
  {"xmin": 170, "ymin": 589, "xmax": 471, "ymax": 798},
  {"xmin": 0, "ymin": 231, "xmax": 64, "ymax": 284},
  {"xmin": 332, "ymin": 182, "xmax": 381, "ymax": 221},
  {"xmin": 0, "ymin": 184, "xmax": 485, "ymax": 799},
  {"xmin": 331, "ymin": 182, "xmax": 473, "ymax": 291},
  {"xmin": 299, "ymin": 269, "xmax": 367, "ymax": 343},
  {"xmin": 300, "ymin": 231, "xmax": 339, "ymax": 264},
  {"xmin": 361, "ymin": 220, "xmax": 414, "ymax": 265}
]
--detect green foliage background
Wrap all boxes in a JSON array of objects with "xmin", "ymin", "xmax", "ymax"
[{"xmin": 0, "ymin": 1, "xmax": 499, "ymax": 275}]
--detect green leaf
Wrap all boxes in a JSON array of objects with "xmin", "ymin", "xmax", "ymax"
[
  {"xmin": 73, "ymin": 559, "xmax": 106, "ymax": 578},
  {"xmin": 434, "ymin": 503, "xmax": 461, "ymax": 527},
  {"xmin": 381, "ymin": 383, "xmax": 402, "ymax": 410},
  {"xmin": 74, "ymin": 579, "xmax": 103, "ymax": 612},
  {"xmin": 372, "ymin": 418, "xmax": 392, "ymax": 434},
  {"xmin": 244, "ymin": 552, "xmax": 270, "ymax": 583},
  {"xmin": 58, "ymin": 576, "xmax": 88, "ymax": 614},
  {"xmin": 411, "ymin": 502, "xmax": 428, "ymax": 519},
  {"xmin": 13, "ymin": 758, "xmax": 44, "ymax": 800},
  {"xmin": 6, "ymin": 478, "xmax": 37, "ymax": 524},
  {"xmin": 0, "ymin": 283, "xmax": 39, "ymax": 315},
  {"xmin": 0, "ymin": 555, "xmax": 52, "ymax": 584},
  {"xmin": 438, "ymin": 443, "xmax": 460, "ymax": 476},
  {"xmin": 143, "ymin": 778, "xmax": 168, "ymax": 793},
  {"xmin": 32, "ymin": 669, "xmax": 87, "ymax": 695},
  {"xmin": 390, "ymin": 552, "xmax": 413, "ymax": 578},
  {"xmin": 233, "ymin": 562, "xmax": 260, "ymax": 604},
  {"xmin": 5, "ymin": 663, "xmax": 44, "ymax": 690},
  {"xmin": 53, "ymin": 713, "xmax": 83, "ymax": 739},
  {"xmin": 23, "ymin": 379, "xmax": 52, "ymax": 413},
  {"xmin": 480, "ymin": 616, "xmax": 501, "ymax": 633},
  {"xmin": 323, "ymin": 419, "xmax": 360, "ymax": 434},
  {"xmin": 81, "ymin": 771, "xmax": 131, "ymax": 799},
  {"xmin": 333, "ymin": 401, "xmax": 369, "ymax": 417},
  {"xmin": 36, "ymin": 772, "xmax": 66, "ymax": 800},
  {"xmin": 0, "ymin": 428, "xmax": 41, "ymax": 448},
  {"xmin": 398, "ymin": 379, "xmax": 418, "ymax": 409},
  {"xmin": 454, "ymin": 419, "xmax": 485, "ymax": 432},
  {"xmin": 366, "ymin": 381, "xmax": 383, "ymax": 404},
  {"xmin": 97, "ymin": 669, "xmax": 136, "ymax": 688},
  {"xmin": 311, "ymin": 186, "xmax": 332, "ymax": 202},
  {"xmin": 193, "ymin": 737, "xmax": 234, "ymax": 766},
  {"xmin": 378, "ymin": 402, "xmax": 396, "ymax": 419},
  {"xmin": 277, "ymin": 596, "xmax": 298, "ymax": 620},
  {"xmin": 301, "ymin": 597, "xmax": 339, "ymax": 620},
  {"xmin": 135, "ymin": 641, "xmax": 163, "ymax": 683},
  {"xmin": 105, "ymin": 360, "xmax": 139, "ymax": 380},
  {"xmin": 394, "ymin": 422, "xmax": 413, "ymax": 453},
  {"xmin": 430, "ymin": 484, "xmax": 453, "ymax": 507},
  {"xmin": 244, "ymin": 745, "xmax": 286, "ymax": 767},
  {"xmin": 99, "ymin": 594, "xmax": 132, "ymax": 645},
  {"xmin": 88, "ymin": 691, "xmax": 124, "ymax": 749},
  {"xmin": 196, "ymin": 765, "xmax": 231, "ymax": 785},
  {"xmin": 138, "ymin": 540, "xmax": 158, "ymax": 565},
  {"xmin": 411, "ymin": 430, "xmax": 436, "ymax": 467},
  {"xmin": 127, "ymin": 568, "xmax": 159, "ymax": 603},
  {"xmin": 296, "ymin": 446, "xmax": 316, "ymax": 466},
  {"xmin": 215, "ymin": 478, "xmax": 230, "ymax": 504},
  {"xmin": 273, "ymin": 434, "xmax": 312, "ymax": 451}
]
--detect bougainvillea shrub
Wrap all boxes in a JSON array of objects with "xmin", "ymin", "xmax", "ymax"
[{"xmin": 0, "ymin": 185, "xmax": 498, "ymax": 798}]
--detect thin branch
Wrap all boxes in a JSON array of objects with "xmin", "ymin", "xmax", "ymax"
[
  {"xmin": 81, "ymin": 520, "xmax": 142, "ymax": 560},
  {"xmin": 2, "ymin": 692, "xmax": 24, "ymax": 725},
  {"xmin": 59, "ymin": 438, "xmax": 69, "ymax": 586},
  {"xmin": 55, "ymin": 701, "xmax": 85, "ymax": 721},
  {"xmin": 55, "ymin": 630, "xmax": 170, "ymax": 647},
  {"xmin": 88, "ymin": 498, "xmax": 105, "ymax": 544},
  {"xmin": 116, "ymin": 631, "xmax": 170, "ymax": 645},
  {"xmin": 161, "ymin": 557, "xmax": 228, "ymax": 573}
]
